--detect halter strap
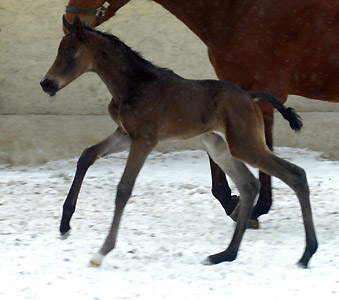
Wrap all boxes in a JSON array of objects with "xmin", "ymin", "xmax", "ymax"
[{"xmin": 65, "ymin": 0, "xmax": 127, "ymax": 26}]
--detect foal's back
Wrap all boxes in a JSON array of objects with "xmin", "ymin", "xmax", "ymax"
[{"xmin": 123, "ymin": 72, "xmax": 258, "ymax": 141}]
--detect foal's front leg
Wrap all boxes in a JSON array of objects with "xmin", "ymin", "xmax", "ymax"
[
  {"xmin": 60, "ymin": 128, "xmax": 130, "ymax": 236},
  {"xmin": 90, "ymin": 137, "xmax": 157, "ymax": 267}
]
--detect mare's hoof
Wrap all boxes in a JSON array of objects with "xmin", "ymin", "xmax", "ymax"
[
  {"xmin": 229, "ymin": 201, "xmax": 240, "ymax": 222},
  {"xmin": 229, "ymin": 202, "xmax": 260, "ymax": 229},
  {"xmin": 247, "ymin": 218, "xmax": 259, "ymax": 229}
]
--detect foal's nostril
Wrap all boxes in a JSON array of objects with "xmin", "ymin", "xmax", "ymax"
[
  {"xmin": 40, "ymin": 78, "xmax": 51, "ymax": 88},
  {"xmin": 40, "ymin": 78, "xmax": 58, "ymax": 96}
]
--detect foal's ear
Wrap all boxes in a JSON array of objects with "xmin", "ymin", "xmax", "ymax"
[
  {"xmin": 73, "ymin": 15, "xmax": 85, "ymax": 41},
  {"xmin": 62, "ymin": 15, "xmax": 73, "ymax": 33}
]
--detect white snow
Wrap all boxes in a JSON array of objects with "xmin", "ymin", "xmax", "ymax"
[{"xmin": 1, "ymin": 147, "xmax": 338, "ymax": 299}]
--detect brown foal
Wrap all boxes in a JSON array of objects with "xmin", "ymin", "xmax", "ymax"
[
  {"xmin": 41, "ymin": 16, "xmax": 317, "ymax": 268},
  {"xmin": 64, "ymin": 0, "xmax": 339, "ymax": 227}
]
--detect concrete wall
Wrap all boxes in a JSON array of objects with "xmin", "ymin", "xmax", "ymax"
[{"xmin": 1, "ymin": 0, "xmax": 338, "ymax": 165}]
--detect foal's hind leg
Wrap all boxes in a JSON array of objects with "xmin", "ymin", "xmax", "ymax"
[
  {"xmin": 251, "ymin": 106, "xmax": 273, "ymax": 221},
  {"xmin": 250, "ymin": 153, "xmax": 318, "ymax": 267},
  {"xmin": 60, "ymin": 127, "xmax": 130, "ymax": 236},
  {"xmin": 202, "ymin": 133, "xmax": 260, "ymax": 264}
]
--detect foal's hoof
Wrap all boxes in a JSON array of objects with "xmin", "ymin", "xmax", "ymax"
[
  {"xmin": 60, "ymin": 223, "xmax": 71, "ymax": 237},
  {"xmin": 90, "ymin": 261, "xmax": 101, "ymax": 268},
  {"xmin": 296, "ymin": 261, "xmax": 308, "ymax": 269},
  {"xmin": 201, "ymin": 251, "xmax": 237, "ymax": 265},
  {"xmin": 90, "ymin": 253, "xmax": 104, "ymax": 267},
  {"xmin": 201, "ymin": 257, "xmax": 214, "ymax": 266},
  {"xmin": 60, "ymin": 230, "xmax": 71, "ymax": 240},
  {"xmin": 229, "ymin": 203, "xmax": 260, "ymax": 229}
]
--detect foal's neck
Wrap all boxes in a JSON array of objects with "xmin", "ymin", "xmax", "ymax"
[{"xmin": 86, "ymin": 31, "xmax": 156, "ymax": 102}]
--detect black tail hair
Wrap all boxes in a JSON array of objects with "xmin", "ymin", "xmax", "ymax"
[{"xmin": 250, "ymin": 91, "xmax": 303, "ymax": 132}]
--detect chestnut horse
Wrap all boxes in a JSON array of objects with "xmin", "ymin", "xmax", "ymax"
[
  {"xmin": 64, "ymin": 0, "xmax": 339, "ymax": 226},
  {"xmin": 41, "ymin": 16, "xmax": 317, "ymax": 267}
]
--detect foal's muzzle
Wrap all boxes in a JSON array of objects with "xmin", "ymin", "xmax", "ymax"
[{"xmin": 40, "ymin": 78, "xmax": 59, "ymax": 96}]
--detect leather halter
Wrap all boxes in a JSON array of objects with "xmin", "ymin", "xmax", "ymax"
[{"xmin": 65, "ymin": 0, "xmax": 127, "ymax": 26}]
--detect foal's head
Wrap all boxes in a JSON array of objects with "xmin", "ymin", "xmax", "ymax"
[{"xmin": 40, "ymin": 16, "xmax": 92, "ymax": 96}]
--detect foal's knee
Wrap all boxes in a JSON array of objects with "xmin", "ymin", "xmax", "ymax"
[
  {"xmin": 77, "ymin": 146, "xmax": 98, "ymax": 170},
  {"xmin": 288, "ymin": 165, "xmax": 309, "ymax": 195}
]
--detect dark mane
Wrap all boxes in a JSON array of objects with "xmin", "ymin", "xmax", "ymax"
[{"xmin": 83, "ymin": 25, "xmax": 178, "ymax": 77}]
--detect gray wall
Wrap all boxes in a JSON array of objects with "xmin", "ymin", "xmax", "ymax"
[{"xmin": 1, "ymin": 0, "xmax": 338, "ymax": 165}]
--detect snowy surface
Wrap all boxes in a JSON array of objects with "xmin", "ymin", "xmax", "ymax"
[{"xmin": 1, "ymin": 147, "xmax": 338, "ymax": 300}]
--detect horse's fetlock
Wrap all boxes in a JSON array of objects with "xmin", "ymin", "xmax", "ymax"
[{"xmin": 62, "ymin": 205, "xmax": 75, "ymax": 216}]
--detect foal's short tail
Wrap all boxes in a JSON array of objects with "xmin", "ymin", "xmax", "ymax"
[{"xmin": 250, "ymin": 91, "xmax": 303, "ymax": 132}]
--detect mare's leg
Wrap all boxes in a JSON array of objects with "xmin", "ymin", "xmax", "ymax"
[
  {"xmin": 90, "ymin": 138, "xmax": 157, "ymax": 267},
  {"xmin": 202, "ymin": 133, "xmax": 260, "ymax": 264},
  {"xmin": 208, "ymin": 156, "xmax": 239, "ymax": 216},
  {"xmin": 60, "ymin": 128, "xmax": 130, "ymax": 236}
]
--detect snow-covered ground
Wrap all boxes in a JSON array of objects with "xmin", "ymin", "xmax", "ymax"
[{"xmin": 1, "ymin": 147, "xmax": 338, "ymax": 300}]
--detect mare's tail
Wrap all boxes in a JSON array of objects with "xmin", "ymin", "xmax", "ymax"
[{"xmin": 250, "ymin": 91, "xmax": 303, "ymax": 132}]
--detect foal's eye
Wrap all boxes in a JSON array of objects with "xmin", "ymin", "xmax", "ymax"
[{"xmin": 66, "ymin": 48, "xmax": 77, "ymax": 59}]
